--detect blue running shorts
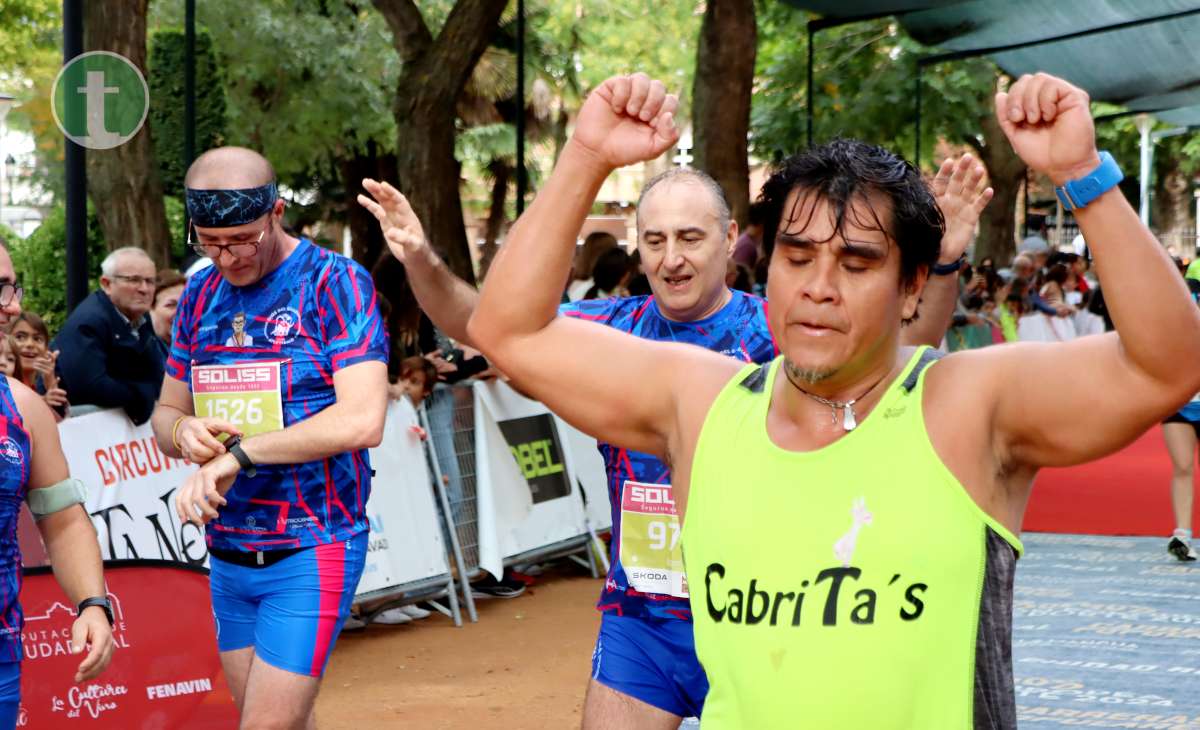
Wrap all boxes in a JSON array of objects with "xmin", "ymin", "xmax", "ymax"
[
  {"xmin": 590, "ymin": 612, "xmax": 708, "ymax": 718},
  {"xmin": 209, "ymin": 532, "xmax": 367, "ymax": 677}
]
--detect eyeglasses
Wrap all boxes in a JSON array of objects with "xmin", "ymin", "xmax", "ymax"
[
  {"xmin": 188, "ymin": 219, "xmax": 270, "ymax": 260},
  {"xmin": 111, "ymin": 274, "xmax": 156, "ymax": 287},
  {"xmin": 0, "ymin": 283, "xmax": 23, "ymax": 308}
]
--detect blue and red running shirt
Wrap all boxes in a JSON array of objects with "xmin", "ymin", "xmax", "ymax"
[
  {"xmin": 0, "ymin": 375, "xmax": 30, "ymax": 662},
  {"xmin": 167, "ymin": 240, "xmax": 388, "ymax": 553},
  {"xmin": 560, "ymin": 289, "xmax": 776, "ymax": 621}
]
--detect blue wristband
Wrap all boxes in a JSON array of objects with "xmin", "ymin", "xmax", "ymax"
[{"xmin": 1055, "ymin": 151, "xmax": 1123, "ymax": 211}]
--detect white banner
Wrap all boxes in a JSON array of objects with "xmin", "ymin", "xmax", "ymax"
[
  {"xmin": 56, "ymin": 405, "xmax": 449, "ymax": 598},
  {"xmin": 356, "ymin": 398, "xmax": 449, "ymax": 595},
  {"xmin": 472, "ymin": 381, "xmax": 594, "ymax": 579},
  {"xmin": 60, "ymin": 410, "xmax": 206, "ymax": 566}
]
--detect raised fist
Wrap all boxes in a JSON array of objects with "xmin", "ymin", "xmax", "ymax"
[
  {"xmin": 572, "ymin": 73, "xmax": 680, "ymax": 170},
  {"xmin": 995, "ymin": 73, "xmax": 1100, "ymax": 186}
]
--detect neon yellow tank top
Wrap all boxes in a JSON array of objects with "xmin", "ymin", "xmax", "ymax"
[{"xmin": 684, "ymin": 348, "xmax": 1023, "ymax": 729}]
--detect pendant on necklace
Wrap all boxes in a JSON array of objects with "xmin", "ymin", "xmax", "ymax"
[{"xmin": 841, "ymin": 404, "xmax": 857, "ymax": 431}]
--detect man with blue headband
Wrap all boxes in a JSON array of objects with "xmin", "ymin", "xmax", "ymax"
[{"xmin": 150, "ymin": 146, "xmax": 389, "ymax": 729}]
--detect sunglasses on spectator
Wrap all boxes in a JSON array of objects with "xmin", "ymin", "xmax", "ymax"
[{"xmin": 188, "ymin": 218, "xmax": 270, "ymax": 260}]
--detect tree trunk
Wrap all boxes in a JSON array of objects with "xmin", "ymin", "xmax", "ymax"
[
  {"xmin": 692, "ymin": 0, "xmax": 756, "ymax": 228},
  {"xmin": 1152, "ymin": 159, "xmax": 1191, "ymax": 256},
  {"xmin": 84, "ymin": 0, "xmax": 172, "ymax": 267},
  {"xmin": 394, "ymin": 105, "xmax": 475, "ymax": 283},
  {"xmin": 477, "ymin": 159, "xmax": 512, "ymax": 280},
  {"xmin": 971, "ymin": 115, "xmax": 1026, "ymax": 267},
  {"xmin": 373, "ymin": 0, "xmax": 508, "ymax": 287},
  {"xmin": 340, "ymin": 142, "xmax": 397, "ymax": 268}
]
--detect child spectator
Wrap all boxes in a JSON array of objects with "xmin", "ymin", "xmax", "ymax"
[
  {"xmin": 389, "ymin": 355, "xmax": 437, "ymax": 407},
  {"xmin": 0, "ymin": 335, "xmax": 24, "ymax": 383},
  {"xmin": 8, "ymin": 312, "xmax": 68, "ymax": 419}
]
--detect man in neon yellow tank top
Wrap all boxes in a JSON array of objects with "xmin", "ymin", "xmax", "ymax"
[{"xmin": 469, "ymin": 72, "xmax": 1200, "ymax": 728}]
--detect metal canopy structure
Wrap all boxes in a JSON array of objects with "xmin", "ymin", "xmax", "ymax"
[
  {"xmin": 786, "ymin": 0, "xmax": 1200, "ymax": 228},
  {"xmin": 789, "ymin": 1, "xmax": 1200, "ymax": 125}
]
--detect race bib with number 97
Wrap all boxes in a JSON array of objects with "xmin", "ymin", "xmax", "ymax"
[
  {"xmin": 619, "ymin": 480, "xmax": 688, "ymax": 598},
  {"xmin": 191, "ymin": 361, "xmax": 286, "ymax": 438}
]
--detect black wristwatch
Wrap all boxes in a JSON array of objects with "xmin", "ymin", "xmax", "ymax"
[
  {"xmin": 226, "ymin": 437, "xmax": 257, "ymax": 478},
  {"xmin": 77, "ymin": 597, "xmax": 114, "ymax": 627},
  {"xmin": 931, "ymin": 254, "xmax": 967, "ymax": 276}
]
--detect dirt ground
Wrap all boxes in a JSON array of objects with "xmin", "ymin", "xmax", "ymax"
[{"xmin": 315, "ymin": 565, "xmax": 602, "ymax": 729}]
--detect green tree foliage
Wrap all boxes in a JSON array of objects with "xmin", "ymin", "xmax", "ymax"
[
  {"xmin": 752, "ymin": 5, "xmax": 995, "ymax": 166},
  {"xmin": 9, "ymin": 204, "xmax": 106, "ymax": 334},
  {"xmin": 149, "ymin": 0, "xmax": 399, "ymax": 191},
  {"xmin": 147, "ymin": 27, "xmax": 228, "ymax": 198}
]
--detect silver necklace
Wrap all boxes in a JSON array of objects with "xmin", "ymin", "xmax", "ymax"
[{"xmin": 783, "ymin": 367, "xmax": 888, "ymax": 432}]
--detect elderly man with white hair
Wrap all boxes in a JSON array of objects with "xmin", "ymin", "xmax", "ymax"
[{"xmin": 54, "ymin": 246, "xmax": 164, "ymax": 424}]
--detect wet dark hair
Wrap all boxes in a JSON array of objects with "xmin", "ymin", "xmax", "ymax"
[
  {"xmin": 746, "ymin": 200, "xmax": 770, "ymax": 228},
  {"xmin": 758, "ymin": 138, "xmax": 944, "ymax": 289}
]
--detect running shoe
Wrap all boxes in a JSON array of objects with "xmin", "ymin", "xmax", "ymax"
[
  {"xmin": 372, "ymin": 608, "xmax": 414, "ymax": 625},
  {"xmin": 471, "ymin": 574, "xmax": 527, "ymax": 599},
  {"xmin": 1167, "ymin": 536, "xmax": 1198, "ymax": 562},
  {"xmin": 400, "ymin": 605, "xmax": 432, "ymax": 619}
]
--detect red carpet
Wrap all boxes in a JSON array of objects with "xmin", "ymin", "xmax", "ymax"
[{"xmin": 1024, "ymin": 425, "xmax": 1199, "ymax": 536}]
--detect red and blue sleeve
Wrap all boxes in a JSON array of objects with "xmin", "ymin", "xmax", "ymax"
[
  {"xmin": 319, "ymin": 258, "xmax": 389, "ymax": 372},
  {"xmin": 166, "ymin": 281, "xmax": 197, "ymax": 384}
]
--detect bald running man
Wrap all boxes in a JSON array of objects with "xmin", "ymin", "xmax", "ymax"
[
  {"xmin": 151, "ymin": 147, "xmax": 389, "ymax": 729},
  {"xmin": 359, "ymin": 141, "xmax": 989, "ymax": 728},
  {"xmin": 466, "ymin": 72, "xmax": 1200, "ymax": 727}
]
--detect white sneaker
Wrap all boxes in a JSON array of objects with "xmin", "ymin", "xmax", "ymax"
[
  {"xmin": 371, "ymin": 607, "xmax": 414, "ymax": 625},
  {"xmin": 400, "ymin": 605, "xmax": 432, "ymax": 619},
  {"xmin": 342, "ymin": 614, "xmax": 367, "ymax": 630}
]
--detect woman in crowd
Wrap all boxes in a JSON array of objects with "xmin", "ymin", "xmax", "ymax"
[
  {"xmin": 150, "ymin": 269, "xmax": 187, "ymax": 352},
  {"xmin": 8, "ymin": 312, "xmax": 67, "ymax": 420},
  {"xmin": 566, "ymin": 231, "xmax": 618, "ymax": 302}
]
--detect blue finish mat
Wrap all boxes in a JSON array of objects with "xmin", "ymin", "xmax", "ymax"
[{"xmin": 1015, "ymin": 533, "xmax": 1200, "ymax": 728}]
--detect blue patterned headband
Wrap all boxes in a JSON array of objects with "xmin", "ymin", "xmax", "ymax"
[{"xmin": 185, "ymin": 182, "xmax": 278, "ymax": 228}]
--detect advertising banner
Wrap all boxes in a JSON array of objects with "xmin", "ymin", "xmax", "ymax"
[{"xmin": 18, "ymin": 562, "xmax": 239, "ymax": 728}]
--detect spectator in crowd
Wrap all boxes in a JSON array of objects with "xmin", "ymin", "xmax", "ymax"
[
  {"xmin": 54, "ymin": 247, "xmax": 164, "ymax": 424},
  {"xmin": 151, "ymin": 269, "xmax": 187, "ymax": 350},
  {"xmin": 625, "ymin": 250, "xmax": 651, "ymax": 297},
  {"xmin": 724, "ymin": 259, "xmax": 754, "ymax": 294},
  {"xmin": 730, "ymin": 200, "xmax": 768, "ymax": 269},
  {"xmin": 993, "ymin": 272, "xmax": 1021, "ymax": 343},
  {"xmin": 566, "ymin": 231, "xmax": 618, "ymax": 302},
  {"xmin": 389, "ymin": 355, "xmax": 437, "ymax": 407},
  {"xmin": 9, "ymin": 312, "xmax": 68, "ymax": 419},
  {"xmin": 1021, "ymin": 213, "xmax": 1051, "ymax": 265},
  {"xmin": 1163, "ymin": 273, "xmax": 1200, "ymax": 561},
  {"xmin": 1039, "ymin": 263, "xmax": 1073, "ymax": 309},
  {"xmin": 0, "ymin": 335, "xmax": 23, "ymax": 383},
  {"xmin": 583, "ymin": 246, "xmax": 630, "ymax": 299}
]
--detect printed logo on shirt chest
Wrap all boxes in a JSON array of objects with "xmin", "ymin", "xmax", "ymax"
[
  {"xmin": 0, "ymin": 437, "xmax": 23, "ymax": 467},
  {"xmin": 703, "ymin": 497, "xmax": 930, "ymax": 628},
  {"xmin": 265, "ymin": 307, "xmax": 302, "ymax": 345}
]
